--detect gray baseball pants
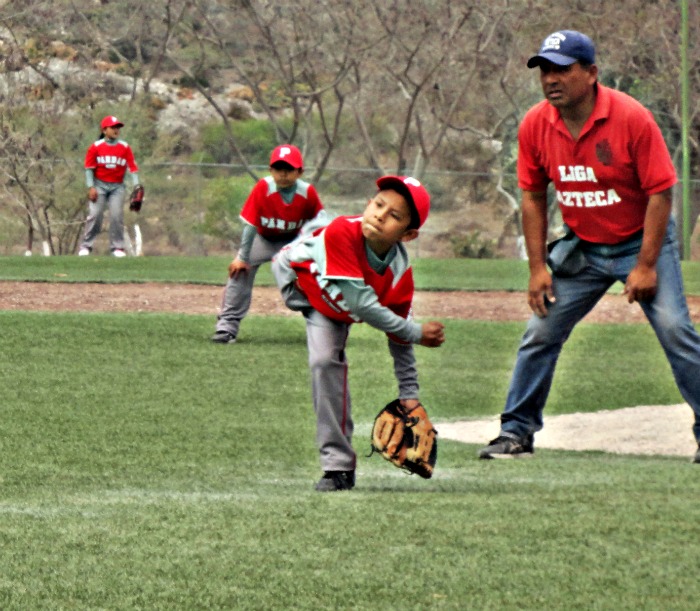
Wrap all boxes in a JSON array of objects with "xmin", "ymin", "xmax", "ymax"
[
  {"xmin": 215, "ymin": 234, "xmax": 292, "ymax": 337},
  {"xmin": 305, "ymin": 309, "xmax": 356, "ymax": 472},
  {"xmin": 80, "ymin": 183, "xmax": 126, "ymax": 252},
  {"xmin": 272, "ymin": 243, "xmax": 357, "ymax": 472}
]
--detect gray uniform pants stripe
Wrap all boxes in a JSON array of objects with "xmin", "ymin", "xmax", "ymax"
[
  {"xmin": 305, "ymin": 310, "xmax": 356, "ymax": 472},
  {"xmin": 215, "ymin": 234, "xmax": 291, "ymax": 336}
]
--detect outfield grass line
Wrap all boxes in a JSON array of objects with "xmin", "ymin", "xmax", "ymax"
[
  {"xmin": 0, "ymin": 505, "xmax": 98, "ymax": 518},
  {"xmin": 0, "ymin": 465, "xmax": 621, "ymax": 517},
  {"xmin": 0, "ymin": 489, "xmax": 298, "ymax": 515}
]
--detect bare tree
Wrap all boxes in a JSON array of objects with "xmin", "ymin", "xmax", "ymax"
[
  {"xmin": 0, "ymin": 114, "xmax": 85, "ymax": 255},
  {"xmin": 158, "ymin": 0, "xmax": 371, "ymax": 182},
  {"xmin": 0, "ymin": 0, "xmax": 698, "ymax": 257}
]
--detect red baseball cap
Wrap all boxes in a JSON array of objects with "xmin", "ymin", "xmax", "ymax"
[
  {"xmin": 270, "ymin": 144, "xmax": 303, "ymax": 169},
  {"xmin": 376, "ymin": 175, "xmax": 431, "ymax": 228},
  {"xmin": 101, "ymin": 115, "xmax": 124, "ymax": 129}
]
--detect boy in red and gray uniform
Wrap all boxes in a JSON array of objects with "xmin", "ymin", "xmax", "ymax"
[
  {"xmin": 212, "ymin": 144, "xmax": 325, "ymax": 344},
  {"xmin": 272, "ymin": 176, "xmax": 445, "ymax": 491},
  {"xmin": 79, "ymin": 115, "xmax": 140, "ymax": 257}
]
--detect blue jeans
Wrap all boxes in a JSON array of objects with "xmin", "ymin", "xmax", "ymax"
[{"xmin": 501, "ymin": 218, "xmax": 700, "ymax": 444}]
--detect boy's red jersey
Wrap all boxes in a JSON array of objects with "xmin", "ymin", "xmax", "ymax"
[
  {"xmin": 291, "ymin": 215, "xmax": 414, "ymax": 324},
  {"xmin": 240, "ymin": 177, "xmax": 323, "ymax": 241},
  {"xmin": 84, "ymin": 139, "xmax": 139, "ymax": 183}
]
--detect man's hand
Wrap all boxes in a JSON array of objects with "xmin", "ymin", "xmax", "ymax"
[
  {"xmin": 419, "ymin": 321, "xmax": 445, "ymax": 347},
  {"xmin": 87, "ymin": 187, "xmax": 98, "ymax": 202},
  {"xmin": 623, "ymin": 264, "xmax": 657, "ymax": 303},
  {"xmin": 528, "ymin": 266, "xmax": 556, "ymax": 317},
  {"xmin": 228, "ymin": 258, "xmax": 251, "ymax": 278}
]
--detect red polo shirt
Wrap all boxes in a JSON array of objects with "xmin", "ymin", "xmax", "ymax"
[{"xmin": 517, "ymin": 84, "xmax": 677, "ymax": 243}]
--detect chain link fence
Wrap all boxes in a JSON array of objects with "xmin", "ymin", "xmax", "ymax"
[{"xmin": 3, "ymin": 161, "xmax": 700, "ymax": 260}]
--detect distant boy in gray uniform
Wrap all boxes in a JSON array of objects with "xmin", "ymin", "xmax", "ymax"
[
  {"xmin": 212, "ymin": 144, "xmax": 325, "ymax": 344},
  {"xmin": 272, "ymin": 175, "xmax": 446, "ymax": 492}
]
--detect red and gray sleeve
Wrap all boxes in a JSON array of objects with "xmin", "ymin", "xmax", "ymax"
[{"xmin": 335, "ymin": 279, "xmax": 422, "ymax": 343}]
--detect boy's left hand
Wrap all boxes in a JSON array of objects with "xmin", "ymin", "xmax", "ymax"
[
  {"xmin": 228, "ymin": 258, "xmax": 251, "ymax": 278},
  {"xmin": 419, "ymin": 321, "xmax": 445, "ymax": 347}
]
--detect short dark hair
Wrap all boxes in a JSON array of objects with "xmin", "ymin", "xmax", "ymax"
[
  {"xmin": 407, "ymin": 203, "xmax": 420, "ymax": 231},
  {"xmin": 384, "ymin": 182, "xmax": 420, "ymax": 230},
  {"xmin": 270, "ymin": 160, "xmax": 296, "ymax": 171}
]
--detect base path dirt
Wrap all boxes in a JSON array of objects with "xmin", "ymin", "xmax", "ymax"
[
  {"xmin": 438, "ymin": 404, "xmax": 696, "ymax": 458},
  {"xmin": 2, "ymin": 281, "xmax": 698, "ymax": 458},
  {"xmin": 3, "ymin": 281, "xmax": 700, "ymax": 323}
]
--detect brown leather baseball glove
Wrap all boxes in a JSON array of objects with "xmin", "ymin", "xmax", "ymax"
[
  {"xmin": 129, "ymin": 185, "xmax": 145, "ymax": 212},
  {"xmin": 370, "ymin": 399, "xmax": 437, "ymax": 479}
]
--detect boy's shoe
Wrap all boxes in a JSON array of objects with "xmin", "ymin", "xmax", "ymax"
[
  {"xmin": 78, "ymin": 248, "xmax": 90, "ymax": 256},
  {"xmin": 694, "ymin": 446, "xmax": 700, "ymax": 464},
  {"xmin": 314, "ymin": 470, "xmax": 355, "ymax": 492},
  {"xmin": 112, "ymin": 249, "xmax": 126, "ymax": 257},
  {"xmin": 211, "ymin": 330, "xmax": 237, "ymax": 344},
  {"xmin": 478, "ymin": 433, "xmax": 534, "ymax": 459}
]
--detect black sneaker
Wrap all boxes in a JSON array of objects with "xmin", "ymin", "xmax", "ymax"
[
  {"xmin": 211, "ymin": 331, "xmax": 236, "ymax": 344},
  {"xmin": 314, "ymin": 471, "xmax": 355, "ymax": 492},
  {"xmin": 478, "ymin": 433, "xmax": 534, "ymax": 459},
  {"xmin": 694, "ymin": 446, "xmax": 700, "ymax": 464}
]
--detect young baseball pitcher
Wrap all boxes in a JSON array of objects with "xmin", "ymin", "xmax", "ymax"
[
  {"xmin": 212, "ymin": 144, "xmax": 325, "ymax": 344},
  {"xmin": 272, "ymin": 175, "xmax": 446, "ymax": 492}
]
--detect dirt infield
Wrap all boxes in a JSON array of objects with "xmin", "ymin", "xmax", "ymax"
[
  {"xmin": 2, "ymin": 281, "xmax": 697, "ymax": 458},
  {"xmin": 3, "ymin": 281, "xmax": 700, "ymax": 323}
]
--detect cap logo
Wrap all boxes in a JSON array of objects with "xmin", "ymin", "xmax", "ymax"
[
  {"xmin": 404, "ymin": 177, "xmax": 421, "ymax": 187},
  {"xmin": 277, "ymin": 146, "xmax": 292, "ymax": 158},
  {"xmin": 541, "ymin": 32, "xmax": 567, "ymax": 52}
]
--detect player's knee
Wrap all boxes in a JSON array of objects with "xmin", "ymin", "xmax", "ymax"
[
  {"xmin": 308, "ymin": 347, "xmax": 344, "ymax": 371},
  {"xmin": 522, "ymin": 317, "xmax": 568, "ymax": 347}
]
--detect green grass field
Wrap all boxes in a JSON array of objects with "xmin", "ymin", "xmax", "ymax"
[{"xmin": 2, "ymin": 258, "xmax": 700, "ymax": 609}]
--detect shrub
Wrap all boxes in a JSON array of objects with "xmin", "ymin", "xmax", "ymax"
[
  {"xmin": 450, "ymin": 230, "xmax": 498, "ymax": 259},
  {"xmin": 200, "ymin": 175, "xmax": 254, "ymax": 244}
]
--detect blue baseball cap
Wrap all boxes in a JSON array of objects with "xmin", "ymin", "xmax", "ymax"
[{"xmin": 527, "ymin": 30, "xmax": 595, "ymax": 68}]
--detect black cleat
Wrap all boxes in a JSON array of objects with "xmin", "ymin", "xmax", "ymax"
[
  {"xmin": 478, "ymin": 433, "xmax": 534, "ymax": 459},
  {"xmin": 211, "ymin": 331, "xmax": 237, "ymax": 344},
  {"xmin": 314, "ymin": 471, "xmax": 355, "ymax": 492}
]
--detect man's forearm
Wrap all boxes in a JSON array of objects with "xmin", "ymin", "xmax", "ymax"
[
  {"xmin": 521, "ymin": 190, "xmax": 549, "ymax": 270},
  {"xmin": 638, "ymin": 189, "xmax": 672, "ymax": 268}
]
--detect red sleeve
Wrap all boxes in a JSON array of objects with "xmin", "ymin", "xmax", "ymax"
[
  {"xmin": 84, "ymin": 143, "xmax": 97, "ymax": 170},
  {"xmin": 632, "ymin": 109, "xmax": 677, "ymax": 195},
  {"xmin": 308, "ymin": 185, "xmax": 324, "ymax": 216},
  {"xmin": 124, "ymin": 145, "xmax": 139, "ymax": 174},
  {"xmin": 239, "ymin": 180, "xmax": 265, "ymax": 227},
  {"xmin": 323, "ymin": 217, "xmax": 365, "ymax": 280},
  {"xmin": 517, "ymin": 110, "xmax": 550, "ymax": 193}
]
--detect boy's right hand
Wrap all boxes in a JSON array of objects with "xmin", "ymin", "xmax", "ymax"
[
  {"xmin": 88, "ymin": 187, "xmax": 98, "ymax": 202},
  {"xmin": 419, "ymin": 321, "xmax": 445, "ymax": 347},
  {"xmin": 228, "ymin": 258, "xmax": 251, "ymax": 278}
]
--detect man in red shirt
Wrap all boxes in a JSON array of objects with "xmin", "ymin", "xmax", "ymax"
[
  {"xmin": 272, "ymin": 176, "xmax": 445, "ymax": 490},
  {"xmin": 479, "ymin": 30, "xmax": 700, "ymax": 463},
  {"xmin": 79, "ymin": 115, "xmax": 140, "ymax": 257}
]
